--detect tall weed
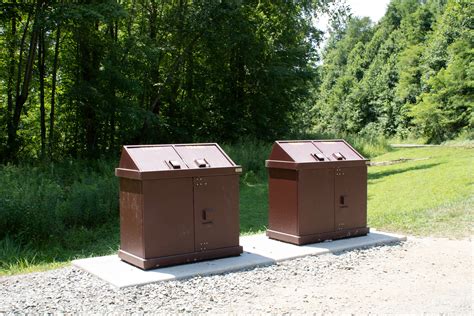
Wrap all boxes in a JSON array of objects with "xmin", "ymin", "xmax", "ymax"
[
  {"xmin": 0, "ymin": 161, "xmax": 118, "ymax": 245},
  {"xmin": 222, "ymin": 138, "xmax": 272, "ymax": 182}
]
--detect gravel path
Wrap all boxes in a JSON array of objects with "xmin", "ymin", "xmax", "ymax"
[{"xmin": 0, "ymin": 237, "xmax": 472, "ymax": 314}]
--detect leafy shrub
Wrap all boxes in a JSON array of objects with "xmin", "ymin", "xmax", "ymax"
[
  {"xmin": 0, "ymin": 161, "xmax": 118, "ymax": 245},
  {"xmin": 222, "ymin": 138, "xmax": 272, "ymax": 181}
]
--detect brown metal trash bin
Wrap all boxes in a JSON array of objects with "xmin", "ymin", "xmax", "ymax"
[
  {"xmin": 116, "ymin": 143, "xmax": 243, "ymax": 270},
  {"xmin": 266, "ymin": 140, "xmax": 369, "ymax": 245}
]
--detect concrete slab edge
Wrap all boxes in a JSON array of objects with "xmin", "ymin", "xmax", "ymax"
[
  {"xmin": 72, "ymin": 232, "xmax": 407, "ymax": 288},
  {"xmin": 273, "ymin": 234, "xmax": 406, "ymax": 263}
]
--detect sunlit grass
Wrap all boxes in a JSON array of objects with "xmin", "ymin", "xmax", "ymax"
[
  {"xmin": 0, "ymin": 221, "xmax": 119, "ymax": 276},
  {"xmin": 367, "ymin": 147, "xmax": 473, "ymax": 236}
]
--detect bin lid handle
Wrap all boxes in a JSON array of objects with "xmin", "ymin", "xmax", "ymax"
[
  {"xmin": 195, "ymin": 158, "xmax": 210, "ymax": 168},
  {"xmin": 168, "ymin": 160, "xmax": 182, "ymax": 169},
  {"xmin": 311, "ymin": 153, "xmax": 325, "ymax": 161},
  {"xmin": 333, "ymin": 152, "xmax": 346, "ymax": 160}
]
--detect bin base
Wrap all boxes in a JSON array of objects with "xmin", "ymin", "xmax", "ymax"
[
  {"xmin": 266, "ymin": 227, "xmax": 370, "ymax": 245},
  {"xmin": 118, "ymin": 245, "xmax": 243, "ymax": 270}
]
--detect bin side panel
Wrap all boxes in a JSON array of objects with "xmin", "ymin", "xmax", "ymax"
[
  {"xmin": 174, "ymin": 144, "xmax": 234, "ymax": 169},
  {"xmin": 334, "ymin": 166, "xmax": 367, "ymax": 230},
  {"xmin": 193, "ymin": 175, "xmax": 240, "ymax": 251},
  {"xmin": 119, "ymin": 148, "xmax": 138, "ymax": 170},
  {"xmin": 142, "ymin": 178, "xmax": 194, "ymax": 258},
  {"xmin": 268, "ymin": 169, "xmax": 298, "ymax": 235},
  {"xmin": 298, "ymin": 168, "xmax": 335, "ymax": 235},
  {"xmin": 120, "ymin": 178, "xmax": 144, "ymax": 257},
  {"xmin": 268, "ymin": 143, "xmax": 293, "ymax": 161}
]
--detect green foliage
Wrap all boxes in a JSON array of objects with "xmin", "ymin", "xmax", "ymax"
[
  {"xmin": 313, "ymin": 0, "xmax": 473, "ymax": 143},
  {"xmin": 222, "ymin": 138, "xmax": 272, "ymax": 182},
  {"xmin": 412, "ymin": 32, "xmax": 474, "ymax": 142},
  {"xmin": 0, "ymin": 161, "xmax": 118, "ymax": 244},
  {"xmin": 0, "ymin": 0, "xmax": 338, "ymax": 162},
  {"xmin": 0, "ymin": 221, "xmax": 119, "ymax": 275}
]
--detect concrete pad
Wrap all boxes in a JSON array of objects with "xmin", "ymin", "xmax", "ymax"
[{"xmin": 72, "ymin": 230, "xmax": 406, "ymax": 288}]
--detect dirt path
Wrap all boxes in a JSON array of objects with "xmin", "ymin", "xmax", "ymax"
[{"xmin": 218, "ymin": 237, "xmax": 473, "ymax": 314}]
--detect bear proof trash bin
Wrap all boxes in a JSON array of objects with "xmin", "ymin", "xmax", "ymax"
[
  {"xmin": 266, "ymin": 140, "xmax": 369, "ymax": 245},
  {"xmin": 116, "ymin": 143, "xmax": 243, "ymax": 269}
]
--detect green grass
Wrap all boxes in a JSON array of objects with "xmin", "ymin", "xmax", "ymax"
[
  {"xmin": 0, "ymin": 221, "xmax": 119, "ymax": 275},
  {"xmin": 1, "ymin": 143, "xmax": 472, "ymax": 276},
  {"xmin": 367, "ymin": 146, "xmax": 473, "ymax": 236},
  {"xmin": 240, "ymin": 182, "xmax": 268, "ymax": 234}
]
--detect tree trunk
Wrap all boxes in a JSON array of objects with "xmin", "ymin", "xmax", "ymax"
[
  {"xmin": 49, "ymin": 25, "xmax": 60, "ymax": 159},
  {"xmin": 38, "ymin": 26, "xmax": 46, "ymax": 159},
  {"xmin": 4, "ymin": 9, "xmax": 17, "ymax": 162},
  {"xmin": 6, "ymin": 3, "xmax": 39, "ymax": 160}
]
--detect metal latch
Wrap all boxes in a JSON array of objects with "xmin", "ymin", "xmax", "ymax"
[
  {"xmin": 195, "ymin": 158, "xmax": 209, "ymax": 168},
  {"xmin": 169, "ymin": 160, "xmax": 181, "ymax": 169},
  {"xmin": 333, "ymin": 152, "xmax": 345, "ymax": 160},
  {"xmin": 339, "ymin": 195, "xmax": 348, "ymax": 208},
  {"xmin": 202, "ymin": 208, "xmax": 214, "ymax": 224},
  {"xmin": 311, "ymin": 153, "xmax": 325, "ymax": 161}
]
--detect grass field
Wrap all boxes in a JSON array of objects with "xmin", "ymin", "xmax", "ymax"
[
  {"xmin": 368, "ymin": 146, "xmax": 473, "ymax": 236},
  {"xmin": 0, "ymin": 145, "xmax": 472, "ymax": 275}
]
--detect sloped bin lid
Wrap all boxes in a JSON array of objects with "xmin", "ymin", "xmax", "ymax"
[
  {"xmin": 119, "ymin": 145, "xmax": 188, "ymax": 171},
  {"xmin": 116, "ymin": 143, "xmax": 241, "ymax": 180},
  {"xmin": 174, "ymin": 144, "xmax": 235, "ymax": 169},
  {"xmin": 266, "ymin": 140, "xmax": 367, "ymax": 170}
]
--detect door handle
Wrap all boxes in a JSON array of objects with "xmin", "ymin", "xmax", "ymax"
[
  {"xmin": 340, "ymin": 195, "xmax": 348, "ymax": 208},
  {"xmin": 202, "ymin": 208, "xmax": 214, "ymax": 224}
]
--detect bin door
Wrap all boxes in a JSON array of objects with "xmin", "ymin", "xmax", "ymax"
[
  {"xmin": 193, "ymin": 175, "xmax": 239, "ymax": 252},
  {"xmin": 334, "ymin": 166, "xmax": 367, "ymax": 230},
  {"xmin": 298, "ymin": 169, "xmax": 335, "ymax": 235},
  {"xmin": 142, "ymin": 178, "xmax": 194, "ymax": 258}
]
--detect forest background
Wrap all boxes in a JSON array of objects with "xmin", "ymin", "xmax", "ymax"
[{"xmin": 0, "ymin": 0, "xmax": 472, "ymax": 273}]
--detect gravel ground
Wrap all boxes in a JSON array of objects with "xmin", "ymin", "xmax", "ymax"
[{"xmin": 0, "ymin": 237, "xmax": 472, "ymax": 314}]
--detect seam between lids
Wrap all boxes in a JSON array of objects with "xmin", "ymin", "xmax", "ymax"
[{"xmin": 171, "ymin": 144, "xmax": 190, "ymax": 169}]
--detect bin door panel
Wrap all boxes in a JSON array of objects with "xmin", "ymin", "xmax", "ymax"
[
  {"xmin": 298, "ymin": 169, "xmax": 335, "ymax": 235},
  {"xmin": 334, "ymin": 166, "xmax": 367, "ymax": 230},
  {"xmin": 193, "ymin": 175, "xmax": 240, "ymax": 251},
  {"xmin": 143, "ymin": 178, "xmax": 194, "ymax": 258}
]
